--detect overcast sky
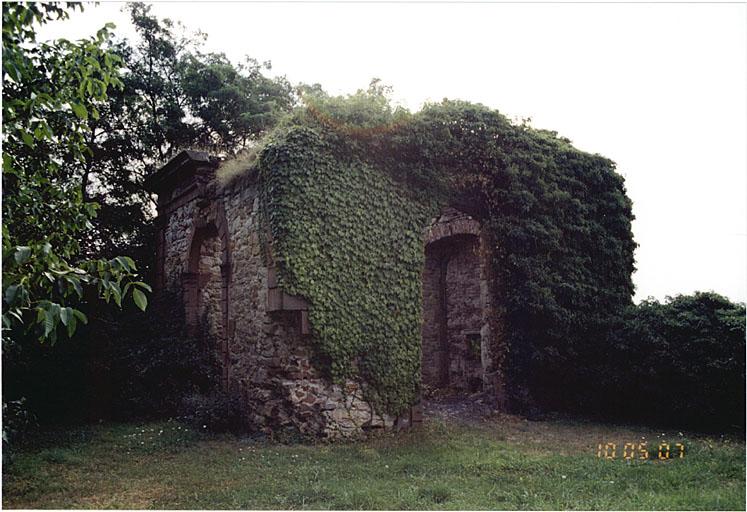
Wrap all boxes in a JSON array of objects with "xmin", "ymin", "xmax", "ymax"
[{"xmin": 40, "ymin": 1, "xmax": 747, "ymax": 304}]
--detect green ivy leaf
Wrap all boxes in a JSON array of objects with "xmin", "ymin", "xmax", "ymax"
[{"xmin": 14, "ymin": 246, "xmax": 31, "ymax": 264}]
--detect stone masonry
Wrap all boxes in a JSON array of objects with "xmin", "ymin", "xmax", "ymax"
[
  {"xmin": 147, "ymin": 151, "xmax": 505, "ymax": 437},
  {"xmin": 421, "ymin": 208, "xmax": 505, "ymax": 402}
]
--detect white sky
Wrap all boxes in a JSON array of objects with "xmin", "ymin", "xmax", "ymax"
[{"xmin": 40, "ymin": 1, "xmax": 747, "ymax": 304}]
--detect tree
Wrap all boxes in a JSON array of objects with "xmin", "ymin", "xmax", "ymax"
[
  {"xmin": 71, "ymin": 3, "xmax": 294, "ymax": 264},
  {"xmin": 2, "ymin": 3, "xmax": 150, "ymax": 344},
  {"xmin": 2, "ymin": 3, "xmax": 296, "ymax": 436}
]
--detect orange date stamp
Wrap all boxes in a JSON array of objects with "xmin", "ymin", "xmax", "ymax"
[{"xmin": 596, "ymin": 442, "xmax": 685, "ymax": 460}]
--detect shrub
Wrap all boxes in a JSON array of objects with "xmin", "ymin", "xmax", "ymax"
[
  {"xmin": 594, "ymin": 292, "xmax": 745, "ymax": 432},
  {"xmin": 1, "ymin": 398, "xmax": 34, "ymax": 466},
  {"xmin": 2, "ymin": 290, "xmax": 216, "ymax": 427}
]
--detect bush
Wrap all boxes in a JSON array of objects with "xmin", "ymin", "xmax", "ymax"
[
  {"xmin": 2, "ymin": 290, "xmax": 216, "ymax": 428},
  {"xmin": 2, "ymin": 398, "xmax": 35, "ymax": 466},
  {"xmin": 590, "ymin": 292, "xmax": 745, "ymax": 432}
]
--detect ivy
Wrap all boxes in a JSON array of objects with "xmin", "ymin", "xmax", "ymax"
[
  {"xmin": 255, "ymin": 89, "xmax": 636, "ymax": 415},
  {"xmin": 259, "ymin": 127, "xmax": 434, "ymax": 414}
]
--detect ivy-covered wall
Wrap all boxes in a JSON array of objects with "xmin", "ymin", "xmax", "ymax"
[
  {"xmin": 153, "ymin": 90, "xmax": 636, "ymax": 425},
  {"xmin": 258, "ymin": 127, "xmax": 434, "ymax": 415},
  {"xmin": 255, "ymin": 94, "xmax": 636, "ymax": 416}
]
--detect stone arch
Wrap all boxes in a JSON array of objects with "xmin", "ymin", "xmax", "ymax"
[
  {"xmin": 183, "ymin": 199, "xmax": 232, "ymax": 387},
  {"xmin": 421, "ymin": 208, "xmax": 490, "ymax": 394}
]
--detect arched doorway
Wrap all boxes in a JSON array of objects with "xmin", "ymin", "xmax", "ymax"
[
  {"xmin": 184, "ymin": 215, "xmax": 231, "ymax": 388},
  {"xmin": 421, "ymin": 209, "xmax": 487, "ymax": 394}
]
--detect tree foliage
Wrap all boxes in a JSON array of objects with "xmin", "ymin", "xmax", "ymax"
[
  {"xmin": 2, "ymin": 3, "xmax": 150, "ymax": 344},
  {"xmin": 74, "ymin": 3, "xmax": 294, "ymax": 264},
  {"xmin": 2, "ymin": 2, "xmax": 296, "ymax": 436}
]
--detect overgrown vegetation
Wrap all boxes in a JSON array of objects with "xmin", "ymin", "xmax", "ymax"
[
  {"xmin": 256, "ymin": 83, "xmax": 637, "ymax": 417},
  {"xmin": 1, "ymin": 3, "xmax": 150, "ymax": 342},
  {"xmin": 255, "ymin": 86, "xmax": 744, "ymax": 430},
  {"xmin": 3, "ymin": 418, "xmax": 744, "ymax": 509},
  {"xmin": 2, "ymin": 3, "xmax": 742, "ymax": 446},
  {"xmin": 2, "ymin": 291, "xmax": 211, "ymax": 432},
  {"xmin": 72, "ymin": 2, "xmax": 294, "ymax": 264},
  {"xmin": 1, "ymin": 2, "xmax": 153, "ymax": 451},
  {"xmin": 599, "ymin": 292, "xmax": 745, "ymax": 431}
]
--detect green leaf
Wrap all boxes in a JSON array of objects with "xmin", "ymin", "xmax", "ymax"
[
  {"xmin": 66, "ymin": 315, "xmax": 77, "ymax": 338},
  {"xmin": 43, "ymin": 309, "xmax": 55, "ymax": 337},
  {"xmin": 72, "ymin": 309, "xmax": 88, "ymax": 325},
  {"xmin": 133, "ymin": 281, "xmax": 152, "ymax": 292},
  {"xmin": 132, "ymin": 287, "xmax": 148, "ymax": 311},
  {"xmin": 122, "ymin": 256, "xmax": 137, "ymax": 272},
  {"xmin": 113, "ymin": 256, "xmax": 129, "ymax": 271},
  {"xmin": 59, "ymin": 307, "xmax": 73, "ymax": 326},
  {"xmin": 71, "ymin": 102, "xmax": 88, "ymax": 120},
  {"xmin": 2, "ymin": 152, "xmax": 14, "ymax": 173},
  {"xmin": 109, "ymin": 280, "xmax": 122, "ymax": 307},
  {"xmin": 20, "ymin": 130, "xmax": 34, "ymax": 147},
  {"xmin": 4, "ymin": 285, "xmax": 20, "ymax": 305},
  {"xmin": 66, "ymin": 276, "xmax": 83, "ymax": 298}
]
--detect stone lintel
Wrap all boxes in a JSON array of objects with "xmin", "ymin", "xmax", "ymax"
[
  {"xmin": 266, "ymin": 266, "xmax": 309, "ymax": 312},
  {"xmin": 266, "ymin": 288, "xmax": 309, "ymax": 312}
]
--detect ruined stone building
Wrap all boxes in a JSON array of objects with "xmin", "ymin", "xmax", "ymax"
[
  {"xmin": 147, "ymin": 148, "xmax": 505, "ymax": 438},
  {"xmin": 144, "ymin": 96, "xmax": 639, "ymax": 437}
]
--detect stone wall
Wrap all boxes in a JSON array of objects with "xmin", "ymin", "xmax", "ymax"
[
  {"xmin": 421, "ymin": 247, "xmax": 446, "ymax": 388},
  {"xmin": 445, "ymin": 236, "xmax": 483, "ymax": 393},
  {"xmin": 148, "ymin": 152, "xmax": 506, "ymax": 436},
  {"xmin": 149, "ymin": 151, "xmax": 420, "ymax": 438},
  {"xmin": 197, "ymin": 234, "xmax": 225, "ymax": 359}
]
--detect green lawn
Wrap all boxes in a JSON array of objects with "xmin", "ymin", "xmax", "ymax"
[{"xmin": 3, "ymin": 415, "xmax": 744, "ymax": 510}]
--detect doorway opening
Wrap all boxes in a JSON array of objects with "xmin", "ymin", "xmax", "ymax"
[{"xmin": 421, "ymin": 210, "xmax": 486, "ymax": 395}]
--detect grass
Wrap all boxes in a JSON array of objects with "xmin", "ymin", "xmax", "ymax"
[{"xmin": 2, "ymin": 415, "xmax": 744, "ymax": 510}]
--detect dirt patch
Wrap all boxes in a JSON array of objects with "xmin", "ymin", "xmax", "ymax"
[{"xmin": 422, "ymin": 392, "xmax": 498, "ymax": 425}]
